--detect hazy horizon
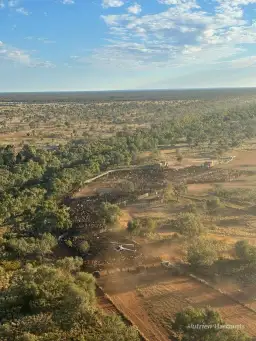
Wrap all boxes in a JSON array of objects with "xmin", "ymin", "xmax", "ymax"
[{"xmin": 1, "ymin": 86, "xmax": 256, "ymax": 94}]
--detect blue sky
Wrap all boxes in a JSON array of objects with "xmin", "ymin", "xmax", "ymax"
[{"xmin": 0, "ymin": 0, "xmax": 256, "ymax": 91}]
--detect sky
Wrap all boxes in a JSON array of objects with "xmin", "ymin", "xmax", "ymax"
[{"xmin": 0, "ymin": 0, "xmax": 256, "ymax": 91}]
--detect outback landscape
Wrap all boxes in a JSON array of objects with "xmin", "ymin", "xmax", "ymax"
[{"xmin": 0, "ymin": 89, "xmax": 256, "ymax": 341}]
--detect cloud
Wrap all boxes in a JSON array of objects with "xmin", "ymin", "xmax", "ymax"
[
  {"xmin": 7, "ymin": 0, "xmax": 30, "ymax": 14},
  {"xmin": 16, "ymin": 7, "xmax": 29, "ymax": 15},
  {"xmin": 92, "ymin": 0, "xmax": 256, "ymax": 72},
  {"xmin": 0, "ymin": 41, "xmax": 55, "ymax": 68},
  {"xmin": 102, "ymin": 0, "xmax": 125, "ymax": 8},
  {"xmin": 0, "ymin": 1, "xmax": 4, "ymax": 9},
  {"xmin": 127, "ymin": 3, "xmax": 141, "ymax": 15},
  {"xmin": 8, "ymin": 0, "xmax": 18, "ymax": 7},
  {"xmin": 25, "ymin": 36, "xmax": 56, "ymax": 44},
  {"xmin": 62, "ymin": 0, "xmax": 75, "ymax": 4},
  {"xmin": 230, "ymin": 55, "xmax": 256, "ymax": 68}
]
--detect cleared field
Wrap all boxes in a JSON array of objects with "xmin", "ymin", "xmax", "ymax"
[
  {"xmin": 70, "ymin": 141, "xmax": 256, "ymax": 340},
  {"xmin": 225, "ymin": 148, "xmax": 256, "ymax": 169},
  {"xmin": 110, "ymin": 291, "xmax": 169, "ymax": 341},
  {"xmin": 99, "ymin": 271, "xmax": 256, "ymax": 338}
]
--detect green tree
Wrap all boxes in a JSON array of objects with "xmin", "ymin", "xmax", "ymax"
[
  {"xmin": 127, "ymin": 219, "xmax": 141, "ymax": 236},
  {"xmin": 187, "ymin": 238, "xmax": 219, "ymax": 267},
  {"xmin": 56, "ymin": 257, "xmax": 83, "ymax": 273},
  {"xmin": 172, "ymin": 307, "xmax": 251, "ymax": 341},
  {"xmin": 0, "ymin": 264, "xmax": 96, "ymax": 321},
  {"xmin": 2, "ymin": 145, "xmax": 16, "ymax": 168},
  {"xmin": 77, "ymin": 240, "xmax": 90, "ymax": 255},
  {"xmin": 235, "ymin": 240, "xmax": 256, "ymax": 263},
  {"xmin": 99, "ymin": 202, "xmax": 121, "ymax": 227},
  {"xmin": 5, "ymin": 233, "xmax": 57, "ymax": 258},
  {"xmin": 206, "ymin": 197, "xmax": 222, "ymax": 215},
  {"xmin": 0, "ymin": 264, "xmax": 140, "ymax": 341},
  {"xmin": 32, "ymin": 200, "xmax": 72, "ymax": 235},
  {"xmin": 176, "ymin": 213, "xmax": 205, "ymax": 237},
  {"xmin": 163, "ymin": 183, "xmax": 174, "ymax": 203}
]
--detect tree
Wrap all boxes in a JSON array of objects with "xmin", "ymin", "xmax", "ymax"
[
  {"xmin": 163, "ymin": 183, "xmax": 174, "ymax": 203},
  {"xmin": 185, "ymin": 202, "xmax": 198, "ymax": 214},
  {"xmin": 0, "ymin": 264, "xmax": 140, "ymax": 341},
  {"xmin": 176, "ymin": 148, "xmax": 183, "ymax": 163},
  {"xmin": 119, "ymin": 180, "xmax": 135, "ymax": 193},
  {"xmin": 56, "ymin": 257, "xmax": 83, "ymax": 273},
  {"xmin": 77, "ymin": 240, "xmax": 90, "ymax": 254},
  {"xmin": 173, "ymin": 182, "xmax": 187, "ymax": 202},
  {"xmin": 144, "ymin": 217, "xmax": 157, "ymax": 232},
  {"xmin": 1, "ymin": 145, "xmax": 16, "ymax": 168},
  {"xmin": 0, "ymin": 264, "xmax": 96, "ymax": 322},
  {"xmin": 176, "ymin": 213, "xmax": 205, "ymax": 237},
  {"xmin": 172, "ymin": 307, "xmax": 251, "ymax": 341},
  {"xmin": 99, "ymin": 202, "xmax": 121, "ymax": 227},
  {"xmin": 187, "ymin": 238, "xmax": 219, "ymax": 267},
  {"xmin": 206, "ymin": 197, "xmax": 222, "ymax": 215},
  {"xmin": 235, "ymin": 240, "xmax": 256, "ymax": 263},
  {"xmin": 5, "ymin": 233, "xmax": 57, "ymax": 258},
  {"xmin": 172, "ymin": 307, "xmax": 222, "ymax": 341},
  {"xmin": 127, "ymin": 219, "xmax": 141, "ymax": 236},
  {"xmin": 31, "ymin": 200, "xmax": 72, "ymax": 235}
]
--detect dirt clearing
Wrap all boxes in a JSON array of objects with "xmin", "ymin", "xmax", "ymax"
[{"xmin": 99, "ymin": 271, "xmax": 256, "ymax": 338}]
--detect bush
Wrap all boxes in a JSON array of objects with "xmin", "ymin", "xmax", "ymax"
[
  {"xmin": 235, "ymin": 240, "xmax": 256, "ymax": 263},
  {"xmin": 1, "ymin": 260, "xmax": 21, "ymax": 271},
  {"xmin": 185, "ymin": 202, "xmax": 198, "ymax": 214},
  {"xmin": 65, "ymin": 239, "xmax": 73, "ymax": 248},
  {"xmin": 56, "ymin": 257, "xmax": 83, "ymax": 272},
  {"xmin": 100, "ymin": 202, "xmax": 121, "ymax": 226},
  {"xmin": 187, "ymin": 238, "xmax": 219, "ymax": 267},
  {"xmin": 127, "ymin": 219, "xmax": 141, "ymax": 236},
  {"xmin": 77, "ymin": 240, "xmax": 90, "ymax": 254},
  {"xmin": 206, "ymin": 196, "xmax": 222, "ymax": 214},
  {"xmin": 172, "ymin": 307, "xmax": 251, "ymax": 341},
  {"xmin": 176, "ymin": 213, "xmax": 205, "ymax": 237}
]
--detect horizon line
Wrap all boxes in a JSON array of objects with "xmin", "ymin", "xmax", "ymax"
[{"xmin": 1, "ymin": 86, "xmax": 256, "ymax": 94}]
